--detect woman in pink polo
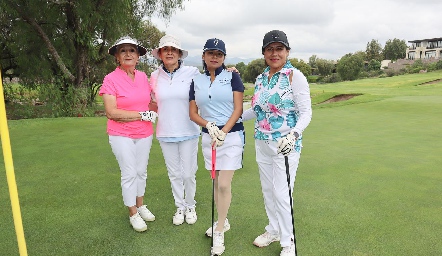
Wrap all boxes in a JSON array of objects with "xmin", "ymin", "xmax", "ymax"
[{"xmin": 99, "ymin": 36, "xmax": 157, "ymax": 232}]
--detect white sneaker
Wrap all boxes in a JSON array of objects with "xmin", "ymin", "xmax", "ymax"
[
  {"xmin": 129, "ymin": 212, "xmax": 147, "ymax": 232},
  {"xmin": 211, "ymin": 231, "xmax": 225, "ymax": 255},
  {"xmin": 280, "ymin": 241, "xmax": 296, "ymax": 256},
  {"xmin": 185, "ymin": 208, "xmax": 197, "ymax": 224},
  {"xmin": 137, "ymin": 205, "xmax": 155, "ymax": 222},
  {"xmin": 253, "ymin": 231, "xmax": 280, "ymax": 247},
  {"xmin": 173, "ymin": 208, "xmax": 185, "ymax": 225},
  {"xmin": 206, "ymin": 218, "xmax": 230, "ymax": 237}
]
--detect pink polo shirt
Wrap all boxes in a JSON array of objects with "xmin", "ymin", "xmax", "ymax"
[{"xmin": 99, "ymin": 67, "xmax": 153, "ymax": 138}]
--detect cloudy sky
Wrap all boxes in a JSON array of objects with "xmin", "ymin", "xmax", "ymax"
[{"xmin": 151, "ymin": 0, "xmax": 441, "ymax": 63}]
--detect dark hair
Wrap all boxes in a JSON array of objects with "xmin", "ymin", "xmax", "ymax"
[
  {"xmin": 202, "ymin": 53, "xmax": 227, "ymax": 73},
  {"xmin": 202, "ymin": 62, "xmax": 227, "ymax": 73}
]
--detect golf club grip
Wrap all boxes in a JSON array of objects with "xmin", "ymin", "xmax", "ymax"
[{"xmin": 211, "ymin": 147, "xmax": 216, "ymax": 179}]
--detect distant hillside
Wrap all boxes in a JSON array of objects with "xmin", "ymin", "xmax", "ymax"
[
  {"xmin": 183, "ymin": 55, "xmax": 255, "ymax": 67},
  {"xmin": 143, "ymin": 55, "xmax": 255, "ymax": 70}
]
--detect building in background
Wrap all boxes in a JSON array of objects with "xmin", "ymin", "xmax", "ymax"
[
  {"xmin": 386, "ymin": 37, "xmax": 442, "ymax": 71},
  {"xmin": 406, "ymin": 37, "xmax": 442, "ymax": 60}
]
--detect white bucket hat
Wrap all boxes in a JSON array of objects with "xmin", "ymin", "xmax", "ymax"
[
  {"xmin": 108, "ymin": 36, "xmax": 147, "ymax": 56},
  {"xmin": 151, "ymin": 34, "xmax": 188, "ymax": 60}
]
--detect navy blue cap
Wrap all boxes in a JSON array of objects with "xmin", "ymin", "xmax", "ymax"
[
  {"xmin": 262, "ymin": 30, "xmax": 290, "ymax": 53},
  {"xmin": 203, "ymin": 38, "xmax": 226, "ymax": 55}
]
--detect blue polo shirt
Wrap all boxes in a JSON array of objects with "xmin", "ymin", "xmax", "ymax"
[{"xmin": 189, "ymin": 66, "xmax": 244, "ymax": 126}]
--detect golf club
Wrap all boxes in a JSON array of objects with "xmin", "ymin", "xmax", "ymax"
[
  {"xmin": 210, "ymin": 146, "xmax": 216, "ymax": 255},
  {"xmin": 284, "ymin": 156, "xmax": 298, "ymax": 256}
]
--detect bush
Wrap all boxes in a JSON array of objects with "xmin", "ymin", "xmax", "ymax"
[
  {"xmin": 336, "ymin": 53, "xmax": 364, "ymax": 81},
  {"xmin": 427, "ymin": 62, "xmax": 437, "ymax": 72},
  {"xmin": 407, "ymin": 59, "xmax": 425, "ymax": 74},
  {"xmin": 398, "ymin": 68, "xmax": 408, "ymax": 75},
  {"xmin": 435, "ymin": 60, "xmax": 442, "ymax": 70},
  {"xmin": 367, "ymin": 59, "xmax": 381, "ymax": 71},
  {"xmin": 5, "ymin": 82, "xmax": 99, "ymax": 119},
  {"xmin": 385, "ymin": 69, "xmax": 397, "ymax": 77},
  {"xmin": 321, "ymin": 73, "xmax": 342, "ymax": 83},
  {"xmin": 359, "ymin": 71, "xmax": 369, "ymax": 79},
  {"xmin": 37, "ymin": 84, "xmax": 94, "ymax": 117}
]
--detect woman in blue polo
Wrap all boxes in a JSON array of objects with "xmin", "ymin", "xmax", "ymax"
[{"xmin": 189, "ymin": 38, "xmax": 244, "ymax": 256}]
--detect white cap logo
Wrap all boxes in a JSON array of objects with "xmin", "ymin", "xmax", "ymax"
[{"xmin": 214, "ymin": 39, "xmax": 219, "ymax": 46}]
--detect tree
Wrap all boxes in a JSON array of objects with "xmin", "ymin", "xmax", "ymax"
[
  {"xmin": 244, "ymin": 58, "xmax": 266, "ymax": 83},
  {"xmin": 383, "ymin": 38, "xmax": 407, "ymax": 61},
  {"xmin": 365, "ymin": 39, "xmax": 383, "ymax": 62},
  {"xmin": 0, "ymin": 0, "xmax": 186, "ymax": 115},
  {"xmin": 234, "ymin": 62, "xmax": 247, "ymax": 80},
  {"xmin": 289, "ymin": 58, "xmax": 311, "ymax": 77},
  {"xmin": 308, "ymin": 55, "xmax": 317, "ymax": 68},
  {"xmin": 316, "ymin": 58, "xmax": 335, "ymax": 76},
  {"xmin": 367, "ymin": 59, "xmax": 381, "ymax": 71},
  {"xmin": 336, "ymin": 53, "xmax": 364, "ymax": 81},
  {"xmin": 308, "ymin": 54, "xmax": 317, "ymax": 74}
]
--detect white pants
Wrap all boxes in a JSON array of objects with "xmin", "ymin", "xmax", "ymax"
[
  {"xmin": 159, "ymin": 138, "xmax": 198, "ymax": 210},
  {"xmin": 109, "ymin": 135, "xmax": 153, "ymax": 207},
  {"xmin": 255, "ymin": 139, "xmax": 300, "ymax": 247}
]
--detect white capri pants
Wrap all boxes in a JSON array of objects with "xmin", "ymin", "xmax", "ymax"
[
  {"xmin": 201, "ymin": 131, "xmax": 244, "ymax": 171},
  {"xmin": 255, "ymin": 139, "xmax": 300, "ymax": 248},
  {"xmin": 109, "ymin": 135, "xmax": 153, "ymax": 207},
  {"xmin": 159, "ymin": 137, "xmax": 199, "ymax": 210}
]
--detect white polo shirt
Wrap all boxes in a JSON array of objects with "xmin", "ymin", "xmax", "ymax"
[{"xmin": 151, "ymin": 65, "xmax": 201, "ymax": 138}]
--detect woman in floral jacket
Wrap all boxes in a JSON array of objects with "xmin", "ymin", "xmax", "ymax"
[{"xmin": 242, "ymin": 30, "xmax": 312, "ymax": 256}]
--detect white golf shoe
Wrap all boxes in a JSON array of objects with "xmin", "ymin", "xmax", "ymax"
[
  {"xmin": 211, "ymin": 231, "xmax": 225, "ymax": 255},
  {"xmin": 137, "ymin": 205, "xmax": 155, "ymax": 222},
  {"xmin": 185, "ymin": 208, "xmax": 197, "ymax": 224},
  {"xmin": 129, "ymin": 212, "xmax": 147, "ymax": 232},
  {"xmin": 173, "ymin": 208, "xmax": 185, "ymax": 225},
  {"xmin": 280, "ymin": 240, "xmax": 296, "ymax": 256},
  {"xmin": 206, "ymin": 218, "xmax": 230, "ymax": 237},
  {"xmin": 253, "ymin": 231, "xmax": 280, "ymax": 247}
]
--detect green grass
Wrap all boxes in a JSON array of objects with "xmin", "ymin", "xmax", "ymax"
[{"xmin": 1, "ymin": 71, "xmax": 442, "ymax": 255}]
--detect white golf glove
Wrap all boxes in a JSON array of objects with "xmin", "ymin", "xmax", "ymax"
[
  {"xmin": 139, "ymin": 111, "xmax": 158, "ymax": 123},
  {"xmin": 205, "ymin": 122, "xmax": 221, "ymax": 139},
  {"xmin": 277, "ymin": 130, "xmax": 299, "ymax": 156},
  {"xmin": 213, "ymin": 130, "xmax": 226, "ymax": 147}
]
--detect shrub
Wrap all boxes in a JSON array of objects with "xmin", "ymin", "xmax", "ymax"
[
  {"xmin": 435, "ymin": 60, "xmax": 442, "ymax": 70},
  {"xmin": 37, "ymin": 84, "xmax": 93, "ymax": 117},
  {"xmin": 408, "ymin": 59, "xmax": 425, "ymax": 74},
  {"xmin": 427, "ymin": 62, "xmax": 437, "ymax": 72},
  {"xmin": 385, "ymin": 69, "xmax": 397, "ymax": 77},
  {"xmin": 322, "ymin": 73, "xmax": 342, "ymax": 83},
  {"xmin": 359, "ymin": 71, "xmax": 369, "ymax": 79},
  {"xmin": 398, "ymin": 68, "xmax": 408, "ymax": 75}
]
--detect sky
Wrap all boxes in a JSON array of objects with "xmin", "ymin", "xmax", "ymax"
[{"xmin": 151, "ymin": 0, "xmax": 441, "ymax": 64}]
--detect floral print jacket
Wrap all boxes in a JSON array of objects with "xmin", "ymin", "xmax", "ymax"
[{"xmin": 251, "ymin": 61, "xmax": 312, "ymax": 152}]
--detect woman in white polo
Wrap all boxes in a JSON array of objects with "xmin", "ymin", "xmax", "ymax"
[
  {"xmin": 150, "ymin": 35, "xmax": 201, "ymax": 226},
  {"xmin": 189, "ymin": 38, "xmax": 245, "ymax": 256}
]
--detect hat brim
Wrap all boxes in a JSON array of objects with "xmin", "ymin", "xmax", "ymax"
[
  {"xmin": 262, "ymin": 41, "xmax": 291, "ymax": 52},
  {"xmin": 108, "ymin": 44, "xmax": 147, "ymax": 56},
  {"xmin": 203, "ymin": 47, "xmax": 226, "ymax": 55},
  {"xmin": 151, "ymin": 42, "xmax": 188, "ymax": 60}
]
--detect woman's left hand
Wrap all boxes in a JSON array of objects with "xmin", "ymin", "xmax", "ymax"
[{"xmin": 227, "ymin": 67, "xmax": 239, "ymax": 74}]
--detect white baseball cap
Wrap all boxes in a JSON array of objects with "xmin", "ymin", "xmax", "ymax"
[
  {"xmin": 108, "ymin": 36, "xmax": 147, "ymax": 56},
  {"xmin": 151, "ymin": 34, "xmax": 188, "ymax": 60}
]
